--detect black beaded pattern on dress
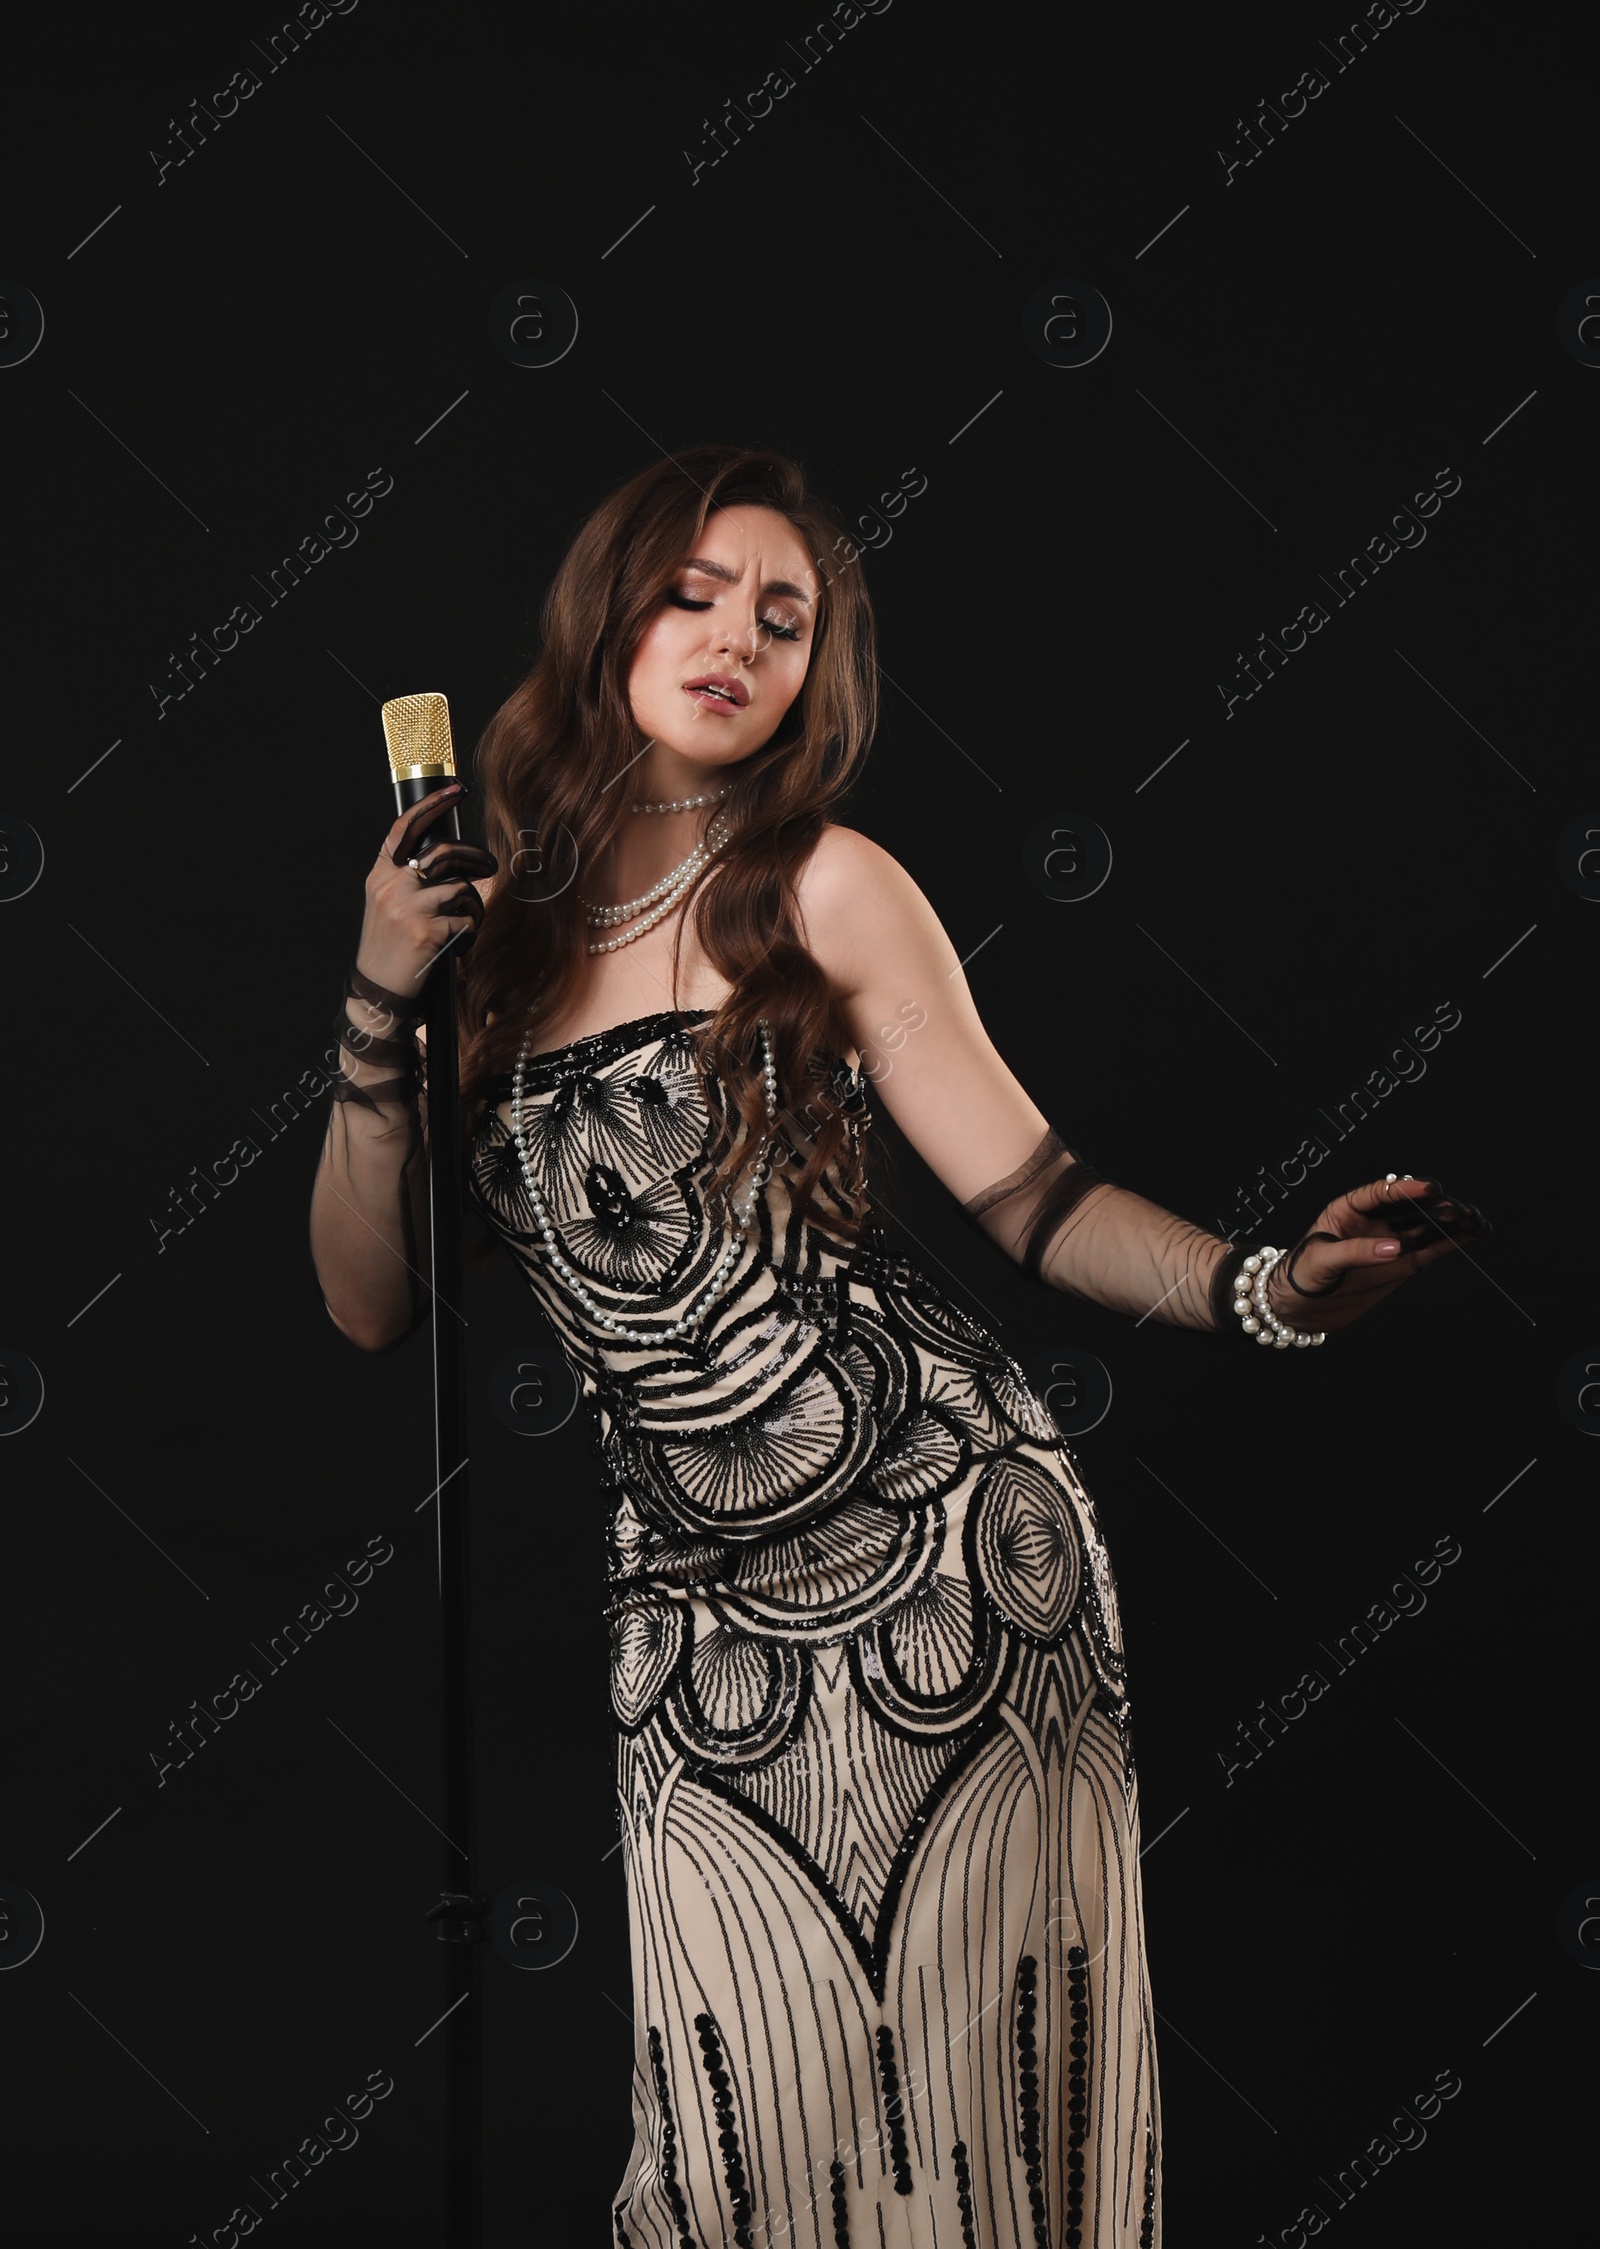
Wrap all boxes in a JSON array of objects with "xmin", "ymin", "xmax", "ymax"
[
  {"xmin": 1067, "ymin": 1943, "xmax": 1090, "ymax": 2245},
  {"xmin": 1139, "ymin": 2119, "xmax": 1158, "ymax": 2248},
  {"xmin": 694, "ymin": 2012, "xmax": 754, "ymax": 2249},
  {"xmin": 1015, "ymin": 1954, "xmax": 1050, "ymax": 2248},
  {"xmin": 827, "ymin": 2157, "xmax": 852, "ymax": 2247},
  {"xmin": 467, "ymin": 1009, "xmax": 1164, "ymax": 2246},
  {"xmin": 951, "ymin": 2140, "xmax": 979, "ymax": 2249},
  {"xmin": 874, "ymin": 2023, "xmax": 914, "ymax": 2196},
  {"xmin": 645, "ymin": 2023, "xmax": 696, "ymax": 2247}
]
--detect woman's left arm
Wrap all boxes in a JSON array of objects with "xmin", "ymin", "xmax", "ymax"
[{"xmin": 798, "ymin": 826, "xmax": 1490, "ymax": 1337}]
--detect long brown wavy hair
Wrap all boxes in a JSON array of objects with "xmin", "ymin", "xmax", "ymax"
[{"xmin": 458, "ymin": 442, "xmax": 879, "ymax": 1236}]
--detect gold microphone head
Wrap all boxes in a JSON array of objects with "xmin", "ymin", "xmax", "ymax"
[{"xmin": 381, "ymin": 691, "xmax": 456, "ymax": 781}]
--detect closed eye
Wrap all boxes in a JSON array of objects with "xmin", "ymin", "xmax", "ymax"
[{"xmin": 666, "ymin": 591, "xmax": 802, "ymax": 642}]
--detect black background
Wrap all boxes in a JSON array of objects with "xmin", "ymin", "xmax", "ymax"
[{"xmin": 2, "ymin": 1, "xmax": 1593, "ymax": 2241}]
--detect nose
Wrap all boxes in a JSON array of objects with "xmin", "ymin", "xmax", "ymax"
[{"xmin": 715, "ymin": 604, "xmax": 759, "ymax": 666}]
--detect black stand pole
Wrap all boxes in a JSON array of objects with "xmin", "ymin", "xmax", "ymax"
[
  {"xmin": 392, "ymin": 774, "xmax": 482, "ymax": 2249},
  {"xmin": 427, "ymin": 951, "xmax": 481, "ymax": 2249}
]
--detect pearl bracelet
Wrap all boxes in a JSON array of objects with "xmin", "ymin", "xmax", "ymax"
[{"xmin": 1232, "ymin": 1247, "xmax": 1326, "ymax": 1350}]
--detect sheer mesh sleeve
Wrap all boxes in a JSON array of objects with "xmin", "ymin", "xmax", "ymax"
[
  {"xmin": 312, "ymin": 964, "xmax": 432, "ymax": 1345},
  {"xmin": 961, "ymin": 1127, "xmax": 1245, "ymax": 1332}
]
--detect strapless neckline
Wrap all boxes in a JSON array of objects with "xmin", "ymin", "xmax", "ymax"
[
  {"xmin": 517, "ymin": 1005, "xmax": 713, "ymax": 1074},
  {"xmin": 484, "ymin": 1004, "xmax": 864, "ymax": 1103}
]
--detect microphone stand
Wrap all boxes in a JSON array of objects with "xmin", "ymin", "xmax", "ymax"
[{"xmin": 392, "ymin": 769, "xmax": 482, "ymax": 2249}]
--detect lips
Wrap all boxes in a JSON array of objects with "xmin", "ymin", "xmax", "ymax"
[{"xmin": 683, "ymin": 674, "xmax": 749, "ymax": 709}]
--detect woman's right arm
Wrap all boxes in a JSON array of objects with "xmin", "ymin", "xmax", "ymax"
[{"xmin": 309, "ymin": 783, "xmax": 497, "ymax": 1351}]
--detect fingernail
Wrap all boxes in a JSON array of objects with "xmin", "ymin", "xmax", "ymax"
[{"xmin": 1375, "ymin": 1239, "xmax": 1402, "ymax": 1257}]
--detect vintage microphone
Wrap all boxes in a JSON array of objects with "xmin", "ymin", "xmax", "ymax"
[{"xmin": 380, "ymin": 692, "xmax": 482, "ymax": 2246}]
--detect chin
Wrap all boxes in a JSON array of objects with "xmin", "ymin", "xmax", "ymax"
[
  {"xmin": 645, "ymin": 714, "xmax": 748, "ymax": 764},
  {"xmin": 650, "ymin": 725, "xmax": 727, "ymax": 764}
]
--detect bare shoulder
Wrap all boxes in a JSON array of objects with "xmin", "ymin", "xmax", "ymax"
[
  {"xmin": 796, "ymin": 822, "xmax": 920, "ymax": 923},
  {"xmin": 796, "ymin": 823, "xmax": 954, "ymax": 1003},
  {"xmin": 803, "ymin": 818, "xmax": 902, "ymax": 876}
]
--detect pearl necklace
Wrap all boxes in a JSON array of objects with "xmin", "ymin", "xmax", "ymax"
[
  {"xmin": 580, "ymin": 810, "xmax": 731, "ymax": 955},
  {"xmin": 509, "ymin": 1019, "xmax": 779, "ymax": 1346},
  {"xmin": 583, "ymin": 809, "xmax": 728, "ymax": 929},
  {"xmin": 631, "ymin": 783, "xmax": 731, "ymax": 814}
]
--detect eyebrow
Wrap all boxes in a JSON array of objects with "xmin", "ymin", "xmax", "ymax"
[{"xmin": 682, "ymin": 555, "xmax": 814, "ymax": 607}]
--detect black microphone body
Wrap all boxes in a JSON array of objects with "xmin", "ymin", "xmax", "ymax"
[{"xmin": 391, "ymin": 774, "xmax": 462, "ymax": 858}]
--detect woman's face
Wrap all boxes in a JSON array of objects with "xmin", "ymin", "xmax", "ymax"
[{"xmin": 626, "ymin": 504, "xmax": 818, "ymax": 769}]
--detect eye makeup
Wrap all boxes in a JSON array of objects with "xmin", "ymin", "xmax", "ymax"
[{"xmin": 666, "ymin": 589, "xmax": 803, "ymax": 641}]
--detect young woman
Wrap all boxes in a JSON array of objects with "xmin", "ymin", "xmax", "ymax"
[{"xmin": 310, "ymin": 444, "xmax": 1488, "ymax": 2247}]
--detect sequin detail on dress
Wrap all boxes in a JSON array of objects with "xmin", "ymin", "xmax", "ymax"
[
  {"xmin": 469, "ymin": 1009, "xmax": 1163, "ymax": 2244},
  {"xmin": 645, "ymin": 2024, "xmax": 695, "ymax": 2247}
]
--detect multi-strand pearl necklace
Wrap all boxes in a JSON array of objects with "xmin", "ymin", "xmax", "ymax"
[
  {"xmin": 510, "ymin": 1018, "xmax": 779, "ymax": 1345},
  {"xmin": 580, "ymin": 807, "xmax": 731, "ymax": 955}
]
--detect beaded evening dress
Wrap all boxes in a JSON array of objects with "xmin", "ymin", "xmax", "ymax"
[{"xmin": 467, "ymin": 1008, "xmax": 1166, "ymax": 2249}]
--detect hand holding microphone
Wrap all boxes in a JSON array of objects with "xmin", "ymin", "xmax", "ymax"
[
  {"xmin": 356, "ymin": 782, "xmax": 498, "ymax": 1004},
  {"xmin": 354, "ymin": 694, "xmax": 499, "ymax": 1007}
]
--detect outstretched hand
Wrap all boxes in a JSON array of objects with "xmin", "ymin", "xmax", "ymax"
[{"xmin": 1262, "ymin": 1174, "xmax": 1491, "ymax": 1335}]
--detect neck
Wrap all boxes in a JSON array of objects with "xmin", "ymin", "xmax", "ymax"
[
  {"xmin": 589, "ymin": 798, "xmax": 724, "ymax": 909},
  {"xmin": 630, "ymin": 744, "xmax": 730, "ymax": 805}
]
